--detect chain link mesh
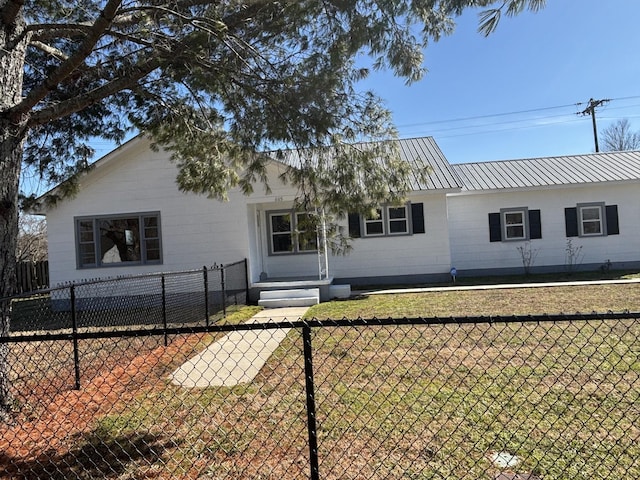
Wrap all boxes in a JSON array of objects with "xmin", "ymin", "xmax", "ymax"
[{"xmin": 0, "ymin": 309, "xmax": 637, "ymax": 479}]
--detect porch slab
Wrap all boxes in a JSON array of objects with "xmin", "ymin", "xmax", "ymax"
[{"xmin": 250, "ymin": 276, "xmax": 334, "ymax": 302}]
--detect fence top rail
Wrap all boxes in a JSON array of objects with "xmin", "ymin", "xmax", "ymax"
[
  {"xmin": 1, "ymin": 287, "xmax": 53, "ymax": 303},
  {"xmin": 4, "ymin": 311, "xmax": 638, "ymax": 343},
  {"xmin": 0, "ymin": 259, "xmax": 247, "ymax": 301}
]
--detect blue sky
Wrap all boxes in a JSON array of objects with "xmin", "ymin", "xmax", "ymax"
[
  {"xmin": 359, "ymin": 0, "xmax": 640, "ymax": 164},
  {"xmin": 87, "ymin": 0, "xmax": 640, "ymax": 165}
]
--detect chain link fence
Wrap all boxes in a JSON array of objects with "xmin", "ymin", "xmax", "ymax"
[
  {"xmin": 7, "ymin": 259, "xmax": 248, "ymax": 333},
  {"xmin": 0, "ymin": 308, "xmax": 638, "ymax": 479}
]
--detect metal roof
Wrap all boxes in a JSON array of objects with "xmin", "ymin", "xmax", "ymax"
[
  {"xmin": 453, "ymin": 151, "xmax": 640, "ymax": 191},
  {"xmin": 274, "ymin": 136, "xmax": 463, "ymax": 191}
]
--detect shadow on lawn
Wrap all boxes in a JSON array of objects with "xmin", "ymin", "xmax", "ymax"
[{"xmin": 0, "ymin": 430, "xmax": 177, "ymax": 479}]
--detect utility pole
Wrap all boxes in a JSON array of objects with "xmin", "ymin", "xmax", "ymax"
[{"xmin": 578, "ymin": 98, "xmax": 610, "ymax": 152}]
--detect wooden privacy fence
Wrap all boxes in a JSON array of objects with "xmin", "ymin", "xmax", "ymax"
[{"xmin": 16, "ymin": 261, "xmax": 49, "ymax": 293}]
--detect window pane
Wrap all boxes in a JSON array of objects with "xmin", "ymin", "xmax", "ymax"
[
  {"xmin": 506, "ymin": 226, "xmax": 525, "ymax": 238},
  {"xmin": 272, "ymin": 233, "xmax": 293, "ymax": 252},
  {"xmin": 271, "ymin": 214, "xmax": 291, "ymax": 233},
  {"xmin": 143, "ymin": 216, "xmax": 159, "ymax": 238},
  {"xmin": 79, "ymin": 244, "xmax": 95, "ymax": 266},
  {"xmin": 388, "ymin": 207, "xmax": 407, "ymax": 220},
  {"xmin": 144, "ymin": 227, "xmax": 158, "ymax": 238},
  {"xmin": 79, "ymin": 221, "xmax": 94, "ymax": 242},
  {"xmin": 99, "ymin": 217, "xmax": 141, "ymax": 263},
  {"xmin": 583, "ymin": 221, "xmax": 601, "ymax": 234},
  {"xmin": 365, "ymin": 209, "xmax": 383, "ymax": 221},
  {"xmin": 144, "ymin": 216, "xmax": 158, "ymax": 227},
  {"xmin": 389, "ymin": 220, "xmax": 408, "ymax": 234},
  {"xmin": 581, "ymin": 207, "xmax": 601, "ymax": 221},
  {"xmin": 145, "ymin": 239, "xmax": 161, "ymax": 261},
  {"xmin": 298, "ymin": 235, "xmax": 317, "ymax": 251},
  {"xmin": 505, "ymin": 212, "xmax": 524, "ymax": 225},
  {"xmin": 365, "ymin": 222, "xmax": 384, "ymax": 235},
  {"xmin": 296, "ymin": 213, "xmax": 317, "ymax": 251}
]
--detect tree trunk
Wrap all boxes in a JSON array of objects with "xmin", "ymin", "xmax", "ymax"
[
  {"xmin": 1, "ymin": 6, "xmax": 28, "ymax": 422},
  {"xmin": 0, "ymin": 126, "xmax": 23, "ymax": 421}
]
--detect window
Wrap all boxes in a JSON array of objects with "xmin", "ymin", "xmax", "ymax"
[
  {"xmin": 363, "ymin": 206, "xmax": 410, "ymax": 236},
  {"xmin": 503, "ymin": 210, "xmax": 526, "ymax": 240},
  {"xmin": 565, "ymin": 203, "xmax": 619, "ymax": 238},
  {"xmin": 388, "ymin": 206, "xmax": 409, "ymax": 234},
  {"xmin": 267, "ymin": 210, "xmax": 317, "ymax": 255},
  {"xmin": 349, "ymin": 203, "xmax": 425, "ymax": 238},
  {"xmin": 75, "ymin": 212, "xmax": 162, "ymax": 268},
  {"xmin": 364, "ymin": 208, "xmax": 385, "ymax": 236},
  {"xmin": 579, "ymin": 205, "xmax": 603, "ymax": 236},
  {"xmin": 488, "ymin": 208, "xmax": 541, "ymax": 242}
]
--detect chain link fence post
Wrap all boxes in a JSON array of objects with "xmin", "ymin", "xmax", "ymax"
[
  {"xmin": 244, "ymin": 258, "xmax": 249, "ymax": 303},
  {"xmin": 203, "ymin": 266, "xmax": 210, "ymax": 327},
  {"xmin": 303, "ymin": 323, "xmax": 320, "ymax": 480},
  {"xmin": 220, "ymin": 264, "xmax": 226, "ymax": 317},
  {"xmin": 70, "ymin": 285, "xmax": 81, "ymax": 390}
]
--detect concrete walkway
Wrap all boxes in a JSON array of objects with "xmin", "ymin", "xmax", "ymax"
[
  {"xmin": 357, "ymin": 277, "xmax": 640, "ymax": 296},
  {"xmin": 170, "ymin": 307, "xmax": 309, "ymax": 388},
  {"xmin": 170, "ymin": 277, "xmax": 640, "ymax": 388}
]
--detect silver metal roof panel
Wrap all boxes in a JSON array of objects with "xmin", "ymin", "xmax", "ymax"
[{"xmin": 453, "ymin": 151, "xmax": 640, "ymax": 190}]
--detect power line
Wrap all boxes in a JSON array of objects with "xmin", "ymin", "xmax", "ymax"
[
  {"xmin": 396, "ymin": 95, "xmax": 640, "ymax": 131},
  {"xmin": 396, "ymin": 103, "xmax": 579, "ymax": 128}
]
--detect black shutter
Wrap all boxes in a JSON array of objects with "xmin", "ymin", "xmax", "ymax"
[
  {"xmin": 411, "ymin": 203, "xmax": 425, "ymax": 234},
  {"xmin": 528, "ymin": 209, "xmax": 542, "ymax": 239},
  {"xmin": 565, "ymin": 207, "xmax": 579, "ymax": 237},
  {"xmin": 348, "ymin": 213, "xmax": 361, "ymax": 238},
  {"xmin": 488, "ymin": 213, "xmax": 502, "ymax": 242},
  {"xmin": 606, "ymin": 205, "xmax": 619, "ymax": 235}
]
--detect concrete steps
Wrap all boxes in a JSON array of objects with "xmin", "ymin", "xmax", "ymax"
[{"xmin": 258, "ymin": 288, "xmax": 320, "ymax": 308}]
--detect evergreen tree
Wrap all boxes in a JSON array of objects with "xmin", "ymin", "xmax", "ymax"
[{"xmin": 0, "ymin": 0, "xmax": 545, "ymax": 420}]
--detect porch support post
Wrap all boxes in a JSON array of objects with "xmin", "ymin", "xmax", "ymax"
[
  {"xmin": 315, "ymin": 208, "xmax": 329, "ymax": 280},
  {"xmin": 321, "ymin": 209, "xmax": 329, "ymax": 280}
]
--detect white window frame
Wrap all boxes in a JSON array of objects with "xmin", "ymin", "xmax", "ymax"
[
  {"xmin": 578, "ymin": 203, "xmax": 604, "ymax": 237},
  {"xmin": 295, "ymin": 212, "xmax": 318, "ymax": 252},
  {"xmin": 269, "ymin": 211, "xmax": 293, "ymax": 254},
  {"xmin": 363, "ymin": 204, "xmax": 411, "ymax": 237},
  {"xmin": 364, "ymin": 208, "xmax": 385, "ymax": 237},
  {"xmin": 75, "ymin": 212, "xmax": 162, "ymax": 269},
  {"xmin": 501, "ymin": 208, "xmax": 528, "ymax": 241},
  {"xmin": 387, "ymin": 206, "xmax": 409, "ymax": 235},
  {"xmin": 267, "ymin": 210, "xmax": 317, "ymax": 255}
]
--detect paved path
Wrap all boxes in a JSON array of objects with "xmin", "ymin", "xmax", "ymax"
[
  {"xmin": 170, "ymin": 307, "xmax": 309, "ymax": 388},
  {"xmin": 170, "ymin": 277, "xmax": 640, "ymax": 387}
]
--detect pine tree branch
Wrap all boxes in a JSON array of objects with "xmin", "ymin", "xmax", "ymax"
[
  {"xmin": 29, "ymin": 39, "xmax": 68, "ymax": 61},
  {"xmin": 27, "ymin": 55, "xmax": 163, "ymax": 127},
  {"xmin": 10, "ymin": 0, "xmax": 123, "ymax": 116}
]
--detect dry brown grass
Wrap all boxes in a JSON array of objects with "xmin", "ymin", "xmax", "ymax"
[
  {"xmin": 308, "ymin": 283, "xmax": 640, "ymax": 319},
  {"xmin": 1, "ymin": 289, "xmax": 639, "ymax": 479}
]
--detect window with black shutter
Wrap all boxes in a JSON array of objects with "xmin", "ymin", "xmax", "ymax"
[
  {"xmin": 488, "ymin": 208, "xmax": 541, "ymax": 242},
  {"xmin": 565, "ymin": 203, "xmax": 619, "ymax": 237},
  {"xmin": 347, "ymin": 203, "xmax": 425, "ymax": 238}
]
